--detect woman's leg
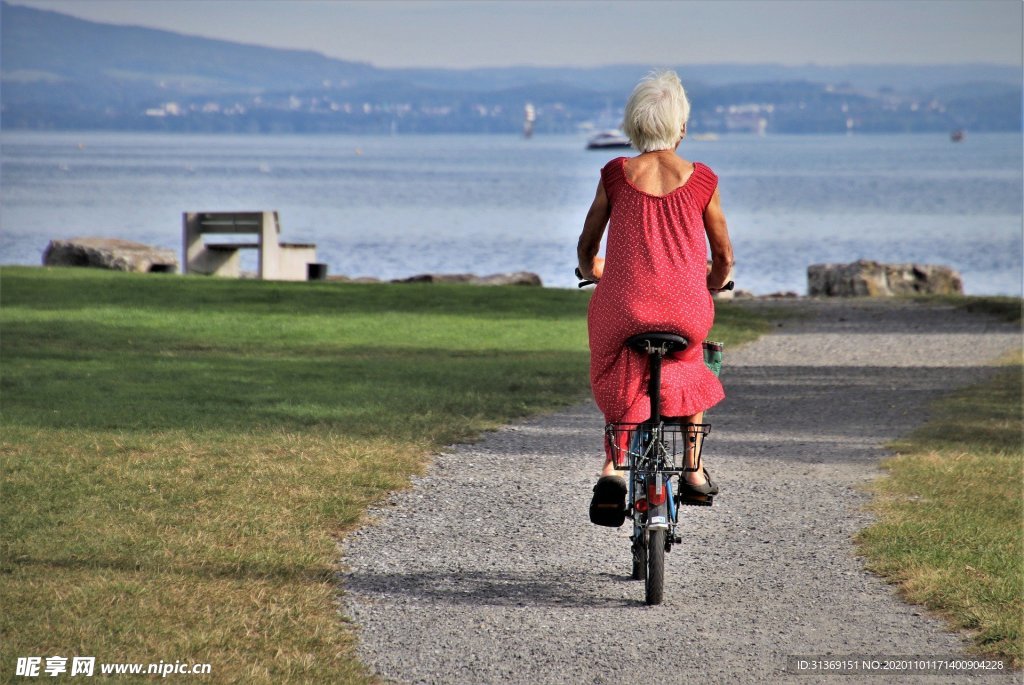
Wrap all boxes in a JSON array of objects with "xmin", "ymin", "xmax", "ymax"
[
  {"xmin": 667, "ymin": 412, "xmax": 708, "ymax": 486},
  {"xmin": 601, "ymin": 459, "xmax": 626, "ymax": 478},
  {"xmin": 600, "ymin": 427, "xmax": 628, "ymax": 478},
  {"xmin": 682, "ymin": 411, "xmax": 708, "ymax": 485}
]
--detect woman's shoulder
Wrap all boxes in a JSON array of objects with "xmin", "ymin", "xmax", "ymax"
[
  {"xmin": 690, "ymin": 161, "xmax": 718, "ymax": 186},
  {"xmin": 688, "ymin": 161, "xmax": 718, "ymax": 207},
  {"xmin": 688, "ymin": 160, "xmax": 716, "ymax": 178},
  {"xmin": 601, "ymin": 156, "xmax": 629, "ymax": 174},
  {"xmin": 600, "ymin": 156, "xmax": 629, "ymax": 188}
]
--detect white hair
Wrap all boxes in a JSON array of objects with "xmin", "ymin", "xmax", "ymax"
[{"xmin": 621, "ymin": 70, "xmax": 691, "ymax": 152}]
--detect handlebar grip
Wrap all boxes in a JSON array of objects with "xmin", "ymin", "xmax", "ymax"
[{"xmin": 575, "ymin": 267, "xmax": 596, "ymax": 288}]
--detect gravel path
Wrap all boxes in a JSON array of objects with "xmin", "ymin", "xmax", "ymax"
[{"xmin": 339, "ymin": 299, "xmax": 1020, "ymax": 684}]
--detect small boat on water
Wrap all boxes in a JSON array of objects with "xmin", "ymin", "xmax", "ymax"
[
  {"xmin": 523, "ymin": 102, "xmax": 535, "ymax": 139},
  {"xmin": 586, "ymin": 129, "xmax": 632, "ymax": 149},
  {"xmin": 950, "ymin": 129, "xmax": 965, "ymax": 142}
]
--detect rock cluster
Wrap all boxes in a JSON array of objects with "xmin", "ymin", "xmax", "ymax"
[
  {"xmin": 808, "ymin": 260, "xmax": 962, "ymax": 297},
  {"xmin": 43, "ymin": 238, "xmax": 179, "ymax": 273}
]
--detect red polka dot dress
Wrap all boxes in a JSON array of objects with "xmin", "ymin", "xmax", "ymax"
[{"xmin": 588, "ymin": 156, "xmax": 725, "ymax": 430}]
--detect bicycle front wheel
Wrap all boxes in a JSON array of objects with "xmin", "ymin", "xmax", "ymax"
[{"xmin": 645, "ymin": 529, "xmax": 665, "ymax": 605}]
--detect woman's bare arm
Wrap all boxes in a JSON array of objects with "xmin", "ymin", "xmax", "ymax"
[
  {"xmin": 704, "ymin": 188, "xmax": 734, "ymax": 289},
  {"xmin": 577, "ymin": 180, "xmax": 610, "ymax": 281}
]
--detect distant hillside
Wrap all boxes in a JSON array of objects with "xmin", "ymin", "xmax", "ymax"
[
  {"xmin": 0, "ymin": 1, "xmax": 379, "ymax": 91},
  {"xmin": 397, "ymin": 63, "xmax": 1022, "ymax": 95},
  {"xmin": 1, "ymin": 2, "xmax": 1020, "ymax": 134}
]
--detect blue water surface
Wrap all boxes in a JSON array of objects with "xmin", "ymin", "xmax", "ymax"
[{"xmin": 1, "ymin": 131, "xmax": 1020, "ymax": 294}]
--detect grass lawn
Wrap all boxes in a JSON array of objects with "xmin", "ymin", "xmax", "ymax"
[
  {"xmin": 858, "ymin": 335, "xmax": 1023, "ymax": 667},
  {"xmin": 1, "ymin": 266, "xmax": 769, "ymax": 684}
]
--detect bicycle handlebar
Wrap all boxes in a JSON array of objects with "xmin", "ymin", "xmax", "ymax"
[
  {"xmin": 575, "ymin": 267, "xmax": 594, "ymax": 288},
  {"xmin": 575, "ymin": 267, "xmax": 734, "ymax": 292}
]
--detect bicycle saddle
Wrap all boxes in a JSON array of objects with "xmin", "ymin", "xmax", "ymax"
[{"xmin": 626, "ymin": 332, "xmax": 688, "ymax": 354}]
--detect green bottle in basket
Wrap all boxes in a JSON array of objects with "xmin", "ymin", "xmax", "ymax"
[{"xmin": 703, "ymin": 341, "xmax": 723, "ymax": 377}]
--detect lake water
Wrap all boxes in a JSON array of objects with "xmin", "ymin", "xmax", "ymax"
[{"xmin": 1, "ymin": 131, "xmax": 1021, "ymax": 294}]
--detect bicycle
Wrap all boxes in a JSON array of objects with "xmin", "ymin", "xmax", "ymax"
[{"xmin": 577, "ymin": 268, "xmax": 731, "ymax": 605}]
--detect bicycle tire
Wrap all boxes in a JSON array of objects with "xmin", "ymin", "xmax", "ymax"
[{"xmin": 645, "ymin": 529, "xmax": 665, "ymax": 605}]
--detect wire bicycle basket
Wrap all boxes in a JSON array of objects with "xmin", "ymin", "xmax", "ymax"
[{"xmin": 605, "ymin": 422, "xmax": 711, "ymax": 473}]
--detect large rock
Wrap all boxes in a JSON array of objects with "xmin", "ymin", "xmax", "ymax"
[
  {"xmin": 391, "ymin": 272, "xmax": 542, "ymax": 286},
  {"xmin": 328, "ymin": 275, "xmax": 382, "ymax": 284},
  {"xmin": 475, "ymin": 271, "xmax": 543, "ymax": 287},
  {"xmin": 807, "ymin": 260, "xmax": 963, "ymax": 297},
  {"xmin": 43, "ymin": 238, "xmax": 179, "ymax": 273},
  {"xmin": 392, "ymin": 273, "xmax": 476, "ymax": 284}
]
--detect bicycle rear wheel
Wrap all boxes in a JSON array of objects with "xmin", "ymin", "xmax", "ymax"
[{"xmin": 645, "ymin": 529, "xmax": 665, "ymax": 605}]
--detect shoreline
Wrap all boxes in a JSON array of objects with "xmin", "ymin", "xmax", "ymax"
[{"xmin": 6, "ymin": 264, "xmax": 1024, "ymax": 300}]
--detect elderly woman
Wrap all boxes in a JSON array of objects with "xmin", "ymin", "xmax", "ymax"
[{"xmin": 578, "ymin": 70, "xmax": 734, "ymax": 525}]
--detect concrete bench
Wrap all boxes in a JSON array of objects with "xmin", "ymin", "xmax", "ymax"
[{"xmin": 183, "ymin": 211, "xmax": 319, "ymax": 281}]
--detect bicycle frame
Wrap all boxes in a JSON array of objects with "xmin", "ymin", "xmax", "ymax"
[
  {"xmin": 611, "ymin": 422, "xmax": 710, "ymax": 540},
  {"xmin": 604, "ymin": 336, "xmax": 714, "ymax": 604}
]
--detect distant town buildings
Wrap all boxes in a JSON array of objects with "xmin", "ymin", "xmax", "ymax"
[{"xmin": 122, "ymin": 79, "xmax": 1009, "ymax": 136}]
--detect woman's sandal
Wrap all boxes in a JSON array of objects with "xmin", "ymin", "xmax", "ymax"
[
  {"xmin": 589, "ymin": 475, "xmax": 627, "ymax": 527},
  {"xmin": 677, "ymin": 468, "xmax": 718, "ymax": 506}
]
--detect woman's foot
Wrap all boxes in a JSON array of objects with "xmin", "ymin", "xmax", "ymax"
[
  {"xmin": 601, "ymin": 459, "xmax": 627, "ymax": 479},
  {"xmin": 681, "ymin": 467, "xmax": 718, "ymax": 496},
  {"xmin": 590, "ymin": 475, "xmax": 628, "ymax": 527},
  {"xmin": 683, "ymin": 469, "xmax": 708, "ymax": 486}
]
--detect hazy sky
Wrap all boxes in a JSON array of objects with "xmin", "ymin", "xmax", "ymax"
[{"xmin": 8, "ymin": 0, "xmax": 1023, "ymax": 68}]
